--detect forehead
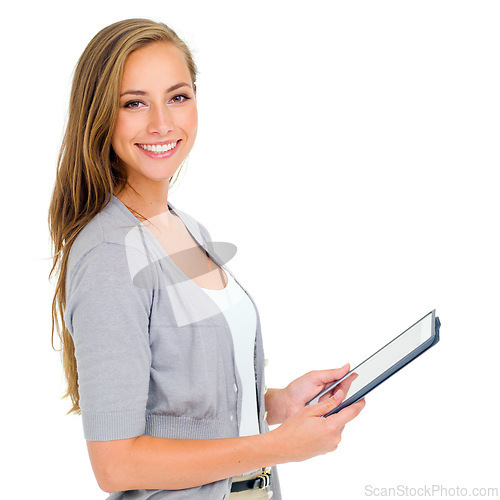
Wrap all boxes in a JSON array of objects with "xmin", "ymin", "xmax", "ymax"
[{"xmin": 120, "ymin": 42, "xmax": 192, "ymax": 89}]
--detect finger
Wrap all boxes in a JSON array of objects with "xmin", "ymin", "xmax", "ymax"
[
  {"xmin": 334, "ymin": 373, "xmax": 356, "ymax": 396},
  {"xmin": 330, "ymin": 398, "xmax": 365, "ymax": 425},
  {"xmin": 310, "ymin": 390, "xmax": 343, "ymax": 417},
  {"xmin": 314, "ymin": 364, "xmax": 351, "ymax": 386},
  {"xmin": 318, "ymin": 385, "xmax": 346, "ymax": 403}
]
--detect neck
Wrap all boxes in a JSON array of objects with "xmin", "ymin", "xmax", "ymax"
[{"xmin": 115, "ymin": 180, "xmax": 176, "ymax": 226}]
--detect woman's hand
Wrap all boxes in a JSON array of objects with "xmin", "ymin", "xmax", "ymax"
[
  {"xmin": 268, "ymin": 390, "xmax": 365, "ymax": 463},
  {"xmin": 265, "ymin": 364, "xmax": 352, "ymax": 425}
]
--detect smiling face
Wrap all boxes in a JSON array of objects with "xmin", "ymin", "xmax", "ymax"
[{"xmin": 112, "ymin": 41, "xmax": 198, "ymax": 192}]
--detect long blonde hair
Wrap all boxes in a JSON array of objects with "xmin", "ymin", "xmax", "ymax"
[{"xmin": 48, "ymin": 19, "xmax": 197, "ymax": 414}]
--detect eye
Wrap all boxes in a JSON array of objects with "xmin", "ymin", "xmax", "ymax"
[
  {"xmin": 169, "ymin": 94, "xmax": 191, "ymax": 104},
  {"xmin": 124, "ymin": 100, "xmax": 145, "ymax": 109}
]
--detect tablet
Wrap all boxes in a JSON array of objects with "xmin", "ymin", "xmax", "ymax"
[{"xmin": 307, "ymin": 310, "xmax": 440, "ymax": 417}]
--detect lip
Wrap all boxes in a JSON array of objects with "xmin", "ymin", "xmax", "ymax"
[{"xmin": 135, "ymin": 140, "xmax": 181, "ymax": 159}]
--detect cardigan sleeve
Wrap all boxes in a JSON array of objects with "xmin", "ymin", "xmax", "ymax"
[{"xmin": 64, "ymin": 242, "xmax": 153, "ymax": 441}]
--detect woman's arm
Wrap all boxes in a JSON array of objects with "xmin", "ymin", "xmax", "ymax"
[{"xmin": 88, "ymin": 392, "xmax": 364, "ymax": 493}]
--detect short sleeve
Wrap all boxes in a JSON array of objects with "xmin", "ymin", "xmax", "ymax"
[{"xmin": 64, "ymin": 242, "xmax": 153, "ymax": 441}]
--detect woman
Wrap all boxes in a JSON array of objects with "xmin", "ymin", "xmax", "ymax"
[{"xmin": 49, "ymin": 18, "xmax": 365, "ymax": 500}]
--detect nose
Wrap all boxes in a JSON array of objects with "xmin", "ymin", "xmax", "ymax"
[{"xmin": 147, "ymin": 104, "xmax": 174, "ymax": 136}]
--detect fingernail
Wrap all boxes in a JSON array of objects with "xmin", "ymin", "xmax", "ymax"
[{"xmin": 333, "ymin": 389, "xmax": 342, "ymax": 400}]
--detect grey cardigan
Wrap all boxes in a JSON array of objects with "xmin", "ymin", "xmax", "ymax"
[{"xmin": 64, "ymin": 195, "xmax": 281, "ymax": 500}]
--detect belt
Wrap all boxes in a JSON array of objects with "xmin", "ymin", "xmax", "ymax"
[{"xmin": 230, "ymin": 468, "xmax": 271, "ymax": 493}]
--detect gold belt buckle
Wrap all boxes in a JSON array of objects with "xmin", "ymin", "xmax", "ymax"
[{"xmin": 255, "ymin": 468, "xmax": 271, "ymax": 489}]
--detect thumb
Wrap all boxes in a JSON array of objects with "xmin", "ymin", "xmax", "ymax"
[{"xmin": 310, "ymin": 389, "xmax": 343, "ymax": 417}]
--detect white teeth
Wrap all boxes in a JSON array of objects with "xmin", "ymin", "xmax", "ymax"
[{"xmin": 138, "ymin": 141, "xmax": 178, "ymax": 153}]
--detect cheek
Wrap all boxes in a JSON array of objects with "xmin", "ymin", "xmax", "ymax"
[
  {"xmin": 112, "ymin": 117, "xmax": 124, "ymax": 146},
  {"xmin": 112, "ymin": 114, "xmax": 134, "ymax": 154},
  {"xmin": 182, "ymin": 107, "xmax": 198, "ymax": 138},
  {"xmin": 118, "ymin": 107, "xmax": 148, "ymax": 135}
]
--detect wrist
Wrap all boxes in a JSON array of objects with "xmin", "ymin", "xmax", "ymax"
[
  {"xmin": 264, "ymin": 388, "xmax": 288, "ymax": 425},
  {"xmin": 259, "ymin": 426, "xmax": 288, "ymax": 466}
]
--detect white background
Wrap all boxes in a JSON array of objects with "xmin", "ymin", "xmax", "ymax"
[{"xmin": 1, "ymin": 1, "xmax": 499, "ymax": 498}]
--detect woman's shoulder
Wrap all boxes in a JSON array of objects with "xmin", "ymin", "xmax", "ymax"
[
  {"xmin": 67, "ymin": 197, "xmax": 216, "ymax": 282},
  {"xmin": 67, "ymin": 197, "xmax": 145, "ymax": 276}
]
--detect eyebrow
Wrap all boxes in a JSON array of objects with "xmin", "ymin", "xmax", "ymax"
[{"xmin": 120, "ymin": 82, "xmax": 192, "ymax": 98}]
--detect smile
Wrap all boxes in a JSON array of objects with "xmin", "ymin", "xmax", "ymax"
[{"xmin": 137, "ymin": 141, "xmax": 179, "ymax": 153}]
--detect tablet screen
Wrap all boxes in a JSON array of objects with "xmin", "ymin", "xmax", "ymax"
[{"xmin": 307, "ymin": 310, "xmax": 439, "ymax": 416}]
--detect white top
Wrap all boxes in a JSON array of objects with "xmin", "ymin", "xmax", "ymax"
[{"xmin": 200, "ymin": 272, "xmax": 260, "ymax": 437}]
